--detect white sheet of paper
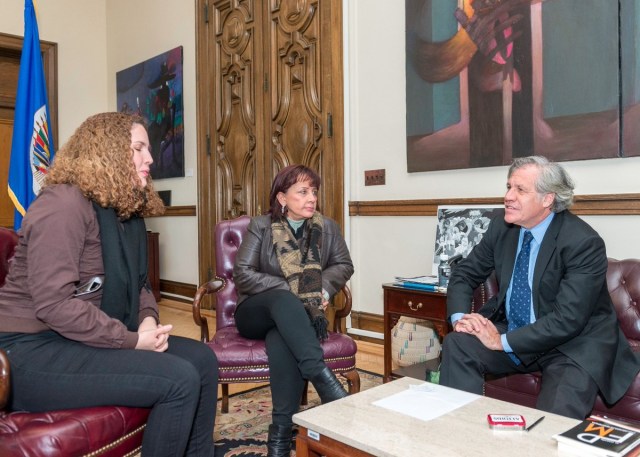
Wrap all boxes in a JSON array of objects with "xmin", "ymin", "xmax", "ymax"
[{"xmin": 372, "ymin": 382, "xmax": 479, "ymax": 422}]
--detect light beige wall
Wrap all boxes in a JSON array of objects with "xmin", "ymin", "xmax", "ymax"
[
  {"xmin": 3, "ymin": 1, "xmax": 638, "ymax": 315},
  {"xmin": 0, "ymin": 0, "xmax": 109, "ymax": 143},
  {"xmin": 346, "ymin": 0, "xmax": 640, "ymax": 322},
  {"xmin": 1, "ymin": 0, "xmax": 200, "ymax": 291},
  {"xmin": 105, "ymin": 0, "xmax": 198, "ymax": 289}
]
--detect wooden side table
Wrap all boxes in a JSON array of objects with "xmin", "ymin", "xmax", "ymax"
[{"xmin": 382, "ymin": 283, "xmax": 449, "ymax": 382}]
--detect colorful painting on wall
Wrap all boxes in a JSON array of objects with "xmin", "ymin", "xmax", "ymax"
[
  {"xmin": 406, "ymin": 0, "xmax": 640, "ymax": 173},
  {"xmin": 117, "ymin": 46, "xmax": 184, "ymax": 179}
]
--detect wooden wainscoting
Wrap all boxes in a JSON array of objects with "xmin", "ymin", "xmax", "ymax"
[
  {"xmin": 349, "ymin": 193, "xmax": 640, "ymax": 216},
  {"xmin": 158, "ymin": 192, "xmax": 640, "ymax": 346}
]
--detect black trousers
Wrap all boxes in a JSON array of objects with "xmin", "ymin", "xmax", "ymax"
[
  {"xmin": 0, "ymin": 331, "xmax": 218, "ymax": 457},
  {"xmin": 235, "ymin": 289, "xmax": 326, "ymax": 426},
  {"xmin": 439, "ymin": 329, "xmax": 598, "ymax": 419}
]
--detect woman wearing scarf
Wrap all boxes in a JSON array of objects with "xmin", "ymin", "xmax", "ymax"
[
  {"xmin": 0, "ymin": 112, "xmax": 218, "ymax": 457},
  {"xmin": 233, "ymin": 165, "xmax": 354, "ymax": 457}
]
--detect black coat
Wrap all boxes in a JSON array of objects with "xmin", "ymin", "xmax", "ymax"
[
  {"xmin": 447, "ymin": 209, "xmax": 640, "ymax": 404},
  {"xmin": 233, "ymin": 214, "xmax": 354, "ymax": 306}
]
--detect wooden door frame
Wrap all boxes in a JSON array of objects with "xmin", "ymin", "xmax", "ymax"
[
  {"xmin": 0, "ymin": 32, "xmax": 58, "ymax": 229},
  {"xmin": 195, "ymin": 0, "xmax": 214, "ymax": 292},
  {"xmin": 195, "ymin": 0, "xmax": 345, "ymax": 295},
  {"xmin": 320, "ymin": 0, "xmax": 345, "ymax": 232},
  {"xmin": 0, "ymin": 32, "xmax": 58, "ymax": 146}
]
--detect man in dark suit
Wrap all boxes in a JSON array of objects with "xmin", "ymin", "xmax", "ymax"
[{"xmin": 440, "ymin": 156, "xmax": 640, "ymax": 419}]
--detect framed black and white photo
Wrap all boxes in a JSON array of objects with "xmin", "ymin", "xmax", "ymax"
[{"xmin": 432, "ymin": 205, "xmax": 503, "ymax": 274}]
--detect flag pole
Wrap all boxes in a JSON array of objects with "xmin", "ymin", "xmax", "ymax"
[{"xmin": 8, "ymin": 0, "xmax": 55, "ymax": 230}]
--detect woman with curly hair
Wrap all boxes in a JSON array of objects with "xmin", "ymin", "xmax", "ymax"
[{"xmin": 0, "ymin": 112, "xmax": 218, "ymax": 457}]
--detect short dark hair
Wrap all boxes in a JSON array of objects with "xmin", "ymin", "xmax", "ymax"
[{"xmin": 268, "ymin": 165, "xmax": 321, "ymax": 220}]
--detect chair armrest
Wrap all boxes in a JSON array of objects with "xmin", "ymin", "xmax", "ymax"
[
  {"xmin": 332, "ymin": 284, "xmax": 352, "ymax": 333},
  {"xmin": 0, "ymin": 349, "xmax": 9, "ymax": 412},
  {"xmin": 192, "ymin": 277, "xmax": 226, "ymax": 342}
]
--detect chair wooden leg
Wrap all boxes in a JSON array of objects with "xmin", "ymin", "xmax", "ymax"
[
  {"xmin": 301, "ymin": 380, "xmax": 309, "ymax": 406},
  {"xmin": 341, "ymin": 368, "xmax": 361, "ymax": 394},
  {"xmin": 221, "ymin": 384, "xmax": 230, "ymax": 414}
]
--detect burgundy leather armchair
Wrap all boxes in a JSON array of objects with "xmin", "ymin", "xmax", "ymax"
[
  {"xmin": 481, "ymin": 258, "xmax": 640, "ymax": 424},
  {"xmin": 0, "ymin": 227, "xmax": 150, "ymax": 457},
  {"xmin": 192, "ymin": 215, "xmax": 360, "ymax": 413}
]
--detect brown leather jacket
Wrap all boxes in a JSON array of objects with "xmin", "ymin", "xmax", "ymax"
[
  {"xmin": 233, "ymin": 214, "xmax": 354, "ymax": 304},
  {"xmin": 0, "ymin": 184, "xmax": 157, "ymax": 349}
]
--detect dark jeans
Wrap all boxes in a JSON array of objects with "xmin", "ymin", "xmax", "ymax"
[
  {"xmin": 235, "ymin": 289, "xmax": 326, "ymax": 426},
  {"xmin": 0, "ymin": 331, "xmax": 218, "ymax": 457}
]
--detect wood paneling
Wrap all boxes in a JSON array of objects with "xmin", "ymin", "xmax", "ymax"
[
  {"xmin": 196, "ymin": 0, "xmax": 344, "ymax": 297},
  {"xmin": 350, "ymin": 310, "xmax": 384, "ymax": 339},
  {"xmin": 0, "ymin": 48, "xmax": 20, "ymax": 108},
  {"xmin": 0, "ymin": 33, "xmax": 58, "ymax": 229},
  {"xmin": 148, "ymin": 205, "xmax": 196, "ymax": 217},
  {"xmin": 0, "ymin": 120, "xmax": 14, "ymax": 227},
  {"xmin": 146, "ymin": 231, "xmax": 160, "ymax": 301},
  {"xmin": 349, "ymin": 194, "xmax": 640, "ymax": 217},
  {"xmin": 160, "ymin": 279, "xmax": 197, "ymax": 301},
  {"xmin": 0, "ymin": 33, "xmax": 57, "ymax": 149}
]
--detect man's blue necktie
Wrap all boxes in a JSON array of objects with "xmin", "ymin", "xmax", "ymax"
[{"xmin": 507, "ymin": 231, "xmax": 533, "ymax": 364}]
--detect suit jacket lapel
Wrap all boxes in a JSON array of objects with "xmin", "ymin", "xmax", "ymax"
[
  {"xmin": 499, "ymin": 226, "xmax": 521, "ymax": 307},
  {"xmin": 532, "ymin": 211, "xmax": 563, "ymax": 315}
]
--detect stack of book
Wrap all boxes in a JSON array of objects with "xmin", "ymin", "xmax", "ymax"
[
  {"xmin": 553, "ymin": 415, "xmax": 640, "ymax": 457},
  {"xmin": 393, "ymin": 275, "xmax": 445, "ymax": 292}
]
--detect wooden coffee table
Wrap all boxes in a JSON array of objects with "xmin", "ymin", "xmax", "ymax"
[{"xmin": 293, "ymin": 377, "xmax": 580, "ymax": 457}]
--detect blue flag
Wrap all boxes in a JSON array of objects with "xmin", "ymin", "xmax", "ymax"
[{"xmin": 8, "ymin": 0, "xmax": 54, "ymax": 231}]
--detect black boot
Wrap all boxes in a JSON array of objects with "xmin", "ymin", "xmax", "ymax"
[
  {"xmin": 310, "ymin": 367, "xmax": 348, "ymax": 404},
  {"xmin": 290, "ymin": 425, "xmax": 298, "ymax": 449},
  {"xmin": 267, "ymin": 424, "xmax": 292, "ymax": 457}
]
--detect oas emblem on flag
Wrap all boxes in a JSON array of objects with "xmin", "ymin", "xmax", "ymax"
[{"xmin": 30, "ymin": 105, "xmax": 52, "ymax": 195}]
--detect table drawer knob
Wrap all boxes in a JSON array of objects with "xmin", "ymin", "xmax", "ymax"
[{"xmin": 407, "ymin": 300, "xmax": 423, "ymax": 311}]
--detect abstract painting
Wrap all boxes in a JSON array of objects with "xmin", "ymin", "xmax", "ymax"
[
  {"xmin": 406, "ymin": 0, "xmax": 640, "ymax": 173},
  {"xmin": 117, "ymin": 46, "xmax": 184, "ymax": 179}
]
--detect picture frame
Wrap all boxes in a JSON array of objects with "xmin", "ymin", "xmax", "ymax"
[
  {"xmin": 406, "ymin": 1, "xmax": 640, "ymax": 173},
  {"xmin": 116, "ymin": 46, "xmax": 184, "ymax": 179},
  {"xmin": 432, "ymin": 205, "xmax": 503, "ymax": 275}
]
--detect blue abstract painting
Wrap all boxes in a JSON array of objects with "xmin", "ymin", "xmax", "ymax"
[{"xmin": 117, "ymin": 46, "xmax": 184, "ymax": 179}]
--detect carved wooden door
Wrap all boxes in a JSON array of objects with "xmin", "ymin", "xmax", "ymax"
[{"xmin": 196, "ymin": 0, "xmax": 344, "ymax": 287}]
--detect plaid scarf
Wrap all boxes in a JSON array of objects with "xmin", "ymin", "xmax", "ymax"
[{"xmin": 272, "ymin": 212, "xmax": 328, "ymax": 340}]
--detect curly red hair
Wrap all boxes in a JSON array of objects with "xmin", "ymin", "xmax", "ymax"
[{"xmin": 46, "ymin": 112, "xmax": 165, "ymax": 219}]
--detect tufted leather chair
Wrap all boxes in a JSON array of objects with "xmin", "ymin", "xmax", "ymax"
[
  {"xmin": 0, "ymin": 227, "xmax": 150, "ymax": 457},
  {"xmin": 482, "ymin": 258, "xmax": 640, "ymax": 424},
  {"xmin": 192, "ymin": 215, "xmax": 360, "ymax": 413}
]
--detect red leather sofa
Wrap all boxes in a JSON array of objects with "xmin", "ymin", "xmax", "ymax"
[
  {"xmin": 0, "ymin": 227, "xmax": 150, "ymax": 457},
  {"xmin": 481, "ymin": 258, "xmax": 640, "ymax": 424}
]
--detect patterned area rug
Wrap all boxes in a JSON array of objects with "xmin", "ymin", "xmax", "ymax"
[{"xmin": 214, "ymin": 370, "xmax": 382, "ymax": 457}]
